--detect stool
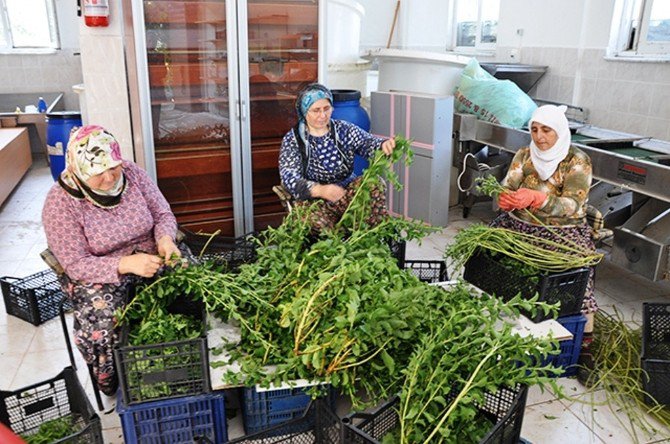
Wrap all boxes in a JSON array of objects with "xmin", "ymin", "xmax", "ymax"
[
  {"xmin": 585, "ymin": 204, "xmax": 614, "ymax": 246},
  {"xmin": 272, "ymin": 184, "xmax": 295, "ymax": 212},
  {"xmin": 42, "ymin": 248, "xmax": 105, "ymax": 411}
]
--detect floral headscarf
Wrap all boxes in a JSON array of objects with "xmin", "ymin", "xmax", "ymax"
[{"xmin": 58, "ymin": 125, "xmax": 126, "ymax": 208}]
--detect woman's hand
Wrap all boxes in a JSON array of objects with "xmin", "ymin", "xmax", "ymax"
[
  {"xmin": 118, "ymin": 253, "xmax": 163, "ymax": 278},
  {"xmin": 381, "ymin": 138, "xmax": 395, "ymax": 156},
  {"xmin": 499, "ymin": 189, "xmax": 547, "ymax": 211},
  {"xmin": 498, "ymin": 192, "xmax": 517, "ymax": 211},
  {"xmin": 311, "ymin": 183, "xmax": 346, "ymax": 202},
  {"xmin": 513, "ymin": 188, "xmax": 548, "ymax": 209},
  {"xmin": 157, "ymin": 235, "xmax": 181, "ymax": 264}
]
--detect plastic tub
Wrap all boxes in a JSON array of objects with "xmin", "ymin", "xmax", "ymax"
[
  {"xmin": 326, "ymin": 0, "xmax": 365, "ymax": 63},
  {"xmin": 369, "ymin": 48, "xmax": 470, "ymax": 96},
  {"xmin": 332, "ymin": 89, "xmax": 370, "ymax": 175},
  {"xmin": 332, "ymin": 89, "xmax": 370, "ymax": 130},
  {"xmin": 46, "ymin": 111, "xmax": 82, "ymax": 181}
]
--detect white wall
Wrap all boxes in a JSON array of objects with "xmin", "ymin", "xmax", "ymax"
[
  {"xmin": 504, "ymin": 1, "xmax": 670, "ymax": 140},
  {"xmin": 78, "ymin": 0, "xmax": 133, "ymax": 160},
  {"xmin": 360, "ymin": 0, "xmax": 614, "ymax": 51},
  {"xmin": 358, "ymin": 0, "xmax": 450, "ymax": 52},
  {"xmin": 497, "ymin": 0, "xmax": 586, "ymax": 48},
  {"xmin": 358, "ymin": 0, "xmax": 402, "ymax": 51},
  {"xmin": 54, "ymin": 0, "xmax": 80, "ymax": 49}
]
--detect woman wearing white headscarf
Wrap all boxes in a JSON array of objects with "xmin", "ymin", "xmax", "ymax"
[
  {"xmin": 498, "ymin": 104, "xmax": 591, "ymax": 224},
  {"xmin": 492, "ymin": 104, "xmax": 596, "ymax": 383},
  {"xmin": 42, "ymin": 125, "xmax": 181, "ymax": 396}
]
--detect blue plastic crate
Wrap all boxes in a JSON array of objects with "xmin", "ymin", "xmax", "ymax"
[
  {"xmin": 544, "ymin": 314, "xmax": 587, "ymax": 377},
  {"xmin": 117, "ymin": 391, "xmax": 227, "ymax": 444},
  {"xmin": 242, "ymin": 384, "xmax": 331, "ymax": 435}
]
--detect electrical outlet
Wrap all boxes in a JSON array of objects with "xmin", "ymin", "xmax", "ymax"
[
  {"xmin": 510, "ymin": 48, "xmax": 519, "ymax": 61},
  {"xmin": 516, "ymin": 28, "xmax": 524, "ymax": 37}
]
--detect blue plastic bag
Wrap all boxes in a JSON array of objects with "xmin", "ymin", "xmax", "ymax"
[{"xmin": 454, "ymin": 59, "xmax": 537, "ymax": 128}]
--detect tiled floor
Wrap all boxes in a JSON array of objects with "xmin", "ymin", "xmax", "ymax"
[{"xmin": 1, "ymin": 157, "xmax": 669, "ymax": 443}]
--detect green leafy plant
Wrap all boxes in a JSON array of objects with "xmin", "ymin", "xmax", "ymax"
[
  {"xmin": 118, "ymin": 141, "xmax": 564, "ymax": 439},
  {"xmin": 21, "ymin": 416, "xmax": 78, "ymax": 444},
  {"xmin": 395, "ymin": 286, "xmax": 562, "ymax": 443}
]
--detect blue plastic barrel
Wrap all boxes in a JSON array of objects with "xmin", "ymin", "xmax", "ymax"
[
  {"xmin": 331, "ymin": 89, "xmax": 370, "ymax": 175},
  {"xmin": 46, "ymin": 112, "xmax": 82, "ymax": 181}
]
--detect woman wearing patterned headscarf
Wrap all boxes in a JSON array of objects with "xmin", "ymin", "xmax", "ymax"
[
  {"xmin": 278, "ymin": 83, "xmax": 396, "ymax": 231},
  {"xmin": 493, "ymin": 105, "xmax": 597, "ymax": 383},
  {"xmin": 42, "ymin": 125, "xmax": 181, "ymax": 396}
]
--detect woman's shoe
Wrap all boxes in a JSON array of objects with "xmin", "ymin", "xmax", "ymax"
[
  {"xmin": 576, "ymin": 332, "xmax": 595, "ymax": 387},
  {"xmin": 99, "ymin": 377, "xmax": 119, "ymax": 397},
  {"xmin": 576, "ymin": 351, "xmax": 595, "ymax": 387}
]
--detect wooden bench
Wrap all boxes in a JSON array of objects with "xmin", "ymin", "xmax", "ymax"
[{"xmin": 0, "ymin": 128, "xmax": 32, "ymax": 207}]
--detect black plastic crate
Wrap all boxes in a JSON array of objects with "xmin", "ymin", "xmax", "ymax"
[
  {"xmin": 342, "ymin": 395, "xmax": 399, "ymax": 444},
  {"xmin": 343, "ymin": 385, "xmax": 528, "ymax": 444},
  {"xmin": 463, "ymin": 249, "xmax": 589, "ymax": 322},
  {"xmin": 230, "ymin": 398, "xmax": 341, "ymax": 444},
  {"xmin": 404, "ymin": 260, "xmax": 448, "ymax": 283},
  {"xmin": 386, "ymin": 238, "xmax": 406, "ymax": 268},
  {"xmin": 114, "ymin": 299, "xmax": 210, "ymax": 406},
  {"xmin": 642, "ymin": 302, "xmax": 670, "ymax": 406},
  {"xmin": 183, "ymin": 230, "xmax": 257, "ymax": 271},
  {"xmin": 1, "ymin": 269, "xmax": 70, "ymax": 326},
  {"xmin": 0, "ymin": 367, "xmax": 103, "ymax": 443},
  {"xmin": 241, "ymin": 384, "xmax": 333, "ymax": 435}
]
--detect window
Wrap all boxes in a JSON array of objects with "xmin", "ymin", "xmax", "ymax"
[
  {"xmin": 451, "ymin": 0, "xmax": 500, "ymax": 52},
  {"xmin": 0, "ymin": 0, "xmax": 59, "ymax": 51},
  {"xmin": 609, "ymin": 0, "xmax": 670, "ymax": 58}
]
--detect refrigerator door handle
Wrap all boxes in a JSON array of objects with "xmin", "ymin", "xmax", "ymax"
[{"xmin": 240, "ymin": 99, "xmax": 248, "ymax": 121}]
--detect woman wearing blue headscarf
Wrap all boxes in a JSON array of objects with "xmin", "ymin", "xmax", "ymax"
[{"xmin": 279, "ymin": 83, "xmax": 395, "ymax": 231}]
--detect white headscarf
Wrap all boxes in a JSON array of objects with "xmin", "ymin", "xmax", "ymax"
[{"xmin": 529, "ymin": 105, "xmax": 571, "ymax": 181}]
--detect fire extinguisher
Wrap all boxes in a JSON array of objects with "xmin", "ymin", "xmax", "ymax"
[{"xmin": 83, "ymin": 0, "xmax": 109, "ymax": 27}]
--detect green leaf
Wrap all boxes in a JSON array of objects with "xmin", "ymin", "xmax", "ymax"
[{"xmin": 381, "ymin": 350, "xmax": 395, "ymax": 373}]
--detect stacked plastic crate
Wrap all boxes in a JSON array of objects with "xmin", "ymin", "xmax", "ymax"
[
  {"xmin": 230, "ymin": 386, "xmax": 529, "ymax": 444},
  {"xmin": 114, "ymin": 231, "xmax": 259, "ymax": 443},
  {"xmin": 114, "ymin": 298, "xmax": 227, "ymax": 443},
  {"xmin": 463, "ymin": 248, "xmax": 591, "ymax": 376}
]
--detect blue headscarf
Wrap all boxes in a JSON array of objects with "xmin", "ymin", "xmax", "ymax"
[
  {"xmin": 296, "ymin": 83, "xmax": 333, "ymax": 123},
  {"xmin": 295, "ymin": 84, "xmax": 333, "ymax": 152},
  {"xmin": 293, "ymin": 83, "xmax": 348, "ymax": 176}
]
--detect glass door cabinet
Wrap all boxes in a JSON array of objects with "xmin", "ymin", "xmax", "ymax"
[{"xmin": 125, "ymin": 0, "xmax": 320, "ymax": 236}]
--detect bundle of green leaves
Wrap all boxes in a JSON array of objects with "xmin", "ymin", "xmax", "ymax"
[
  {"xmin": 124, "ymin": 137, "xmax": 565, "ymax": 440},
  {"xmin": 21, "ymin": 416, "xmax": 78, "ymax": 444}
]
